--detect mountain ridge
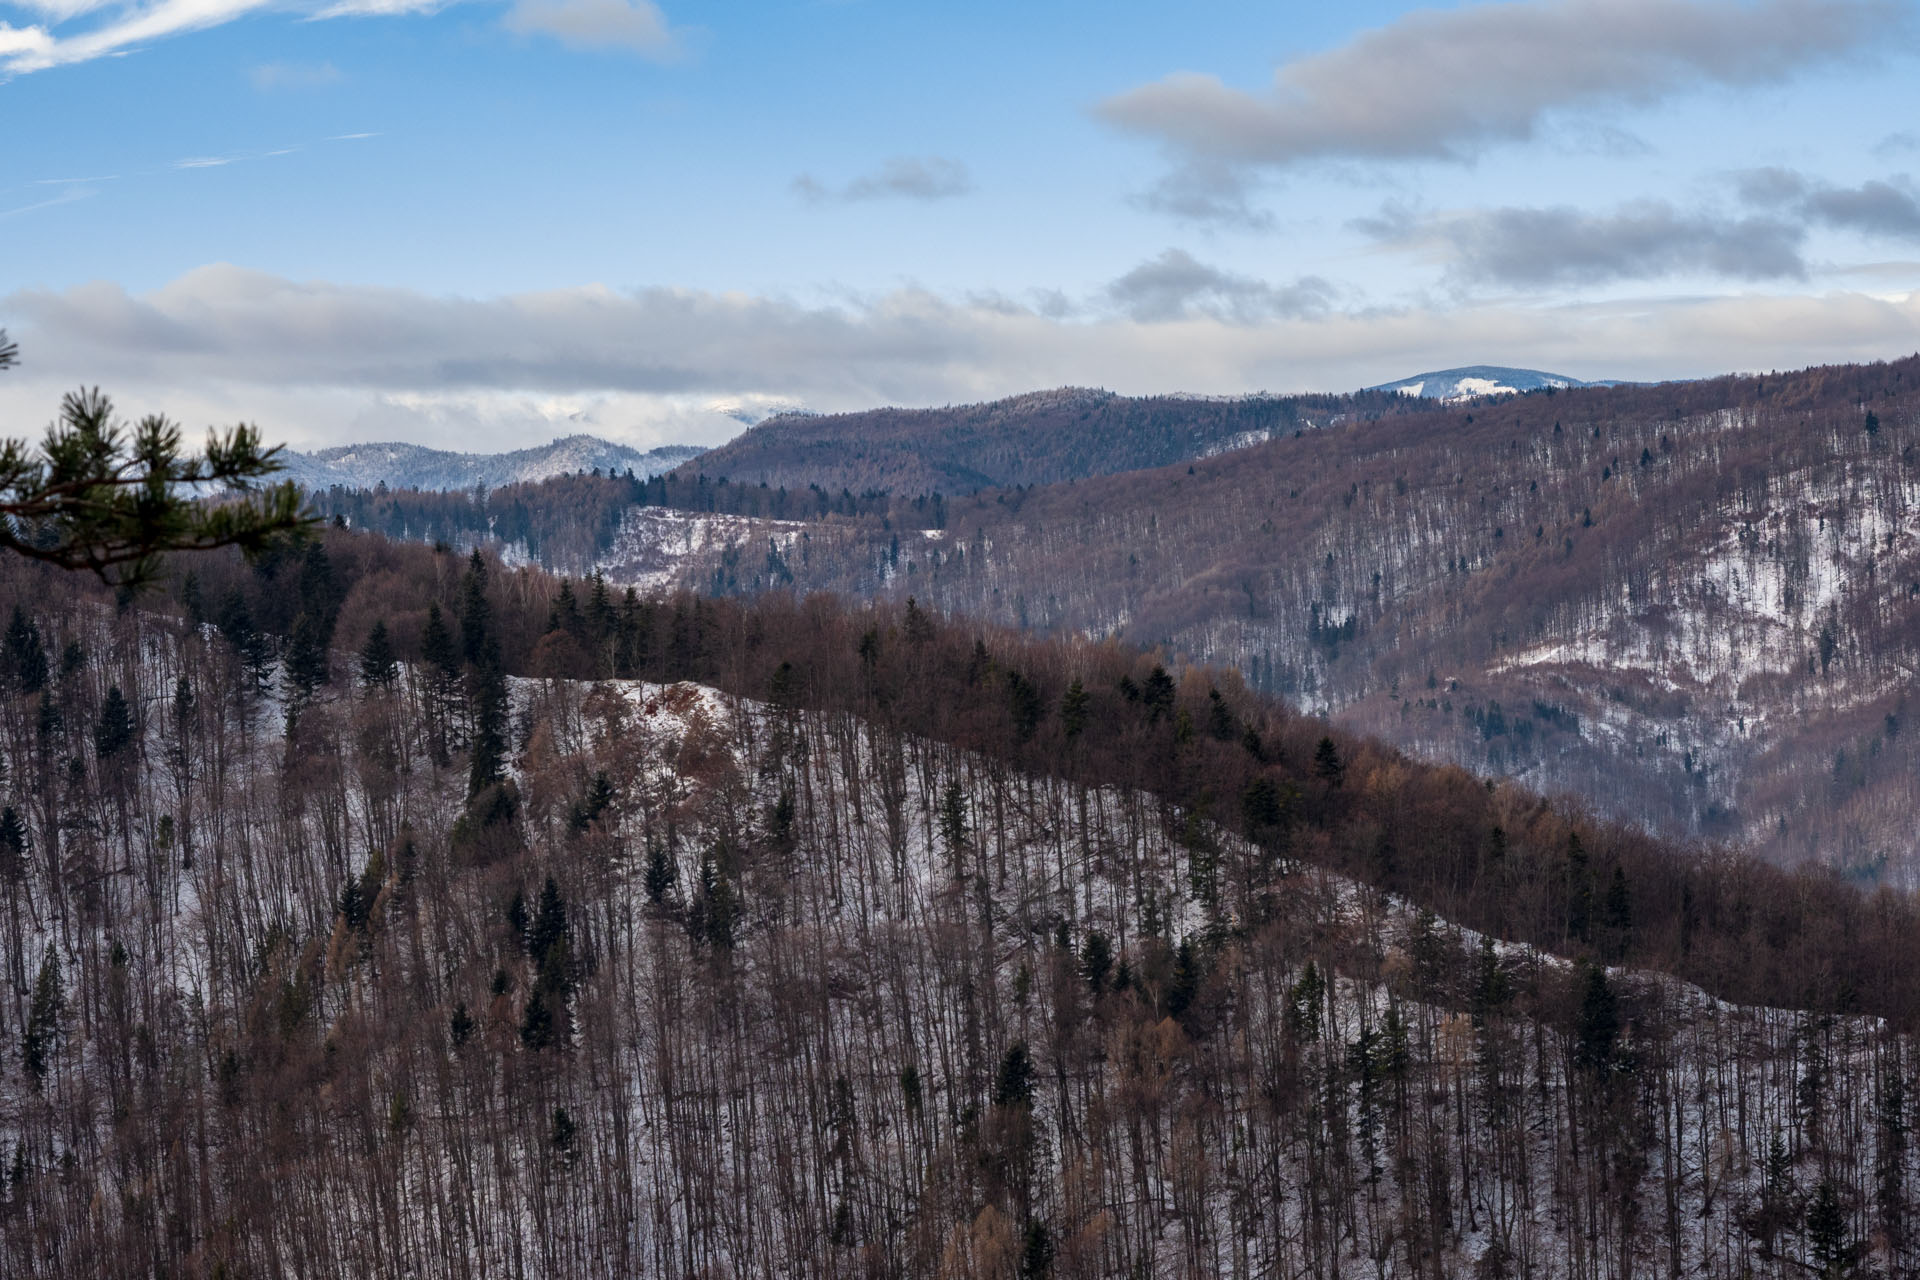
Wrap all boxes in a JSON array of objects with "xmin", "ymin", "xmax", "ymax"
[{"xmin": 280, "ymin": 433, "xmax": 706, "ymax": 493}]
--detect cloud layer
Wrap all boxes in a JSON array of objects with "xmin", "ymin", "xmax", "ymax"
[
  {"xmin": 4, "ymin": 264, "xmax": 1918, "ymax": 452},
  {"xmin": 1100, "ymin": 0, "xmax": 1898, "ymax": 182}
]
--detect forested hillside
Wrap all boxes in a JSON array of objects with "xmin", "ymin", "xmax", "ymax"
[
  {"xmin": 6, "ymin": 530, "xmax": 1920, "ymax": 1276},
  {"xmin": 655, "ymin": 357, "xmax": 1920, "ymax": 881},
  {"xmin": 670, "ymin": 387, "xmax": 1421, "ymax": 495}
]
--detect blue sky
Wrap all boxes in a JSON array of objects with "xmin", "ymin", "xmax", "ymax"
[{"xmin": 4, "ymin": 0, "xmax": 1920, "ymax": 451}]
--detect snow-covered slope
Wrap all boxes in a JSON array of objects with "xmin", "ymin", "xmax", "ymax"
[
  {"xmin": 1369, "ymin": 365, "xmax": 1602, "ymax": 400},
  {"xmin": 280, "ymin": 434, "xmax": 706, "ymax": 492}
]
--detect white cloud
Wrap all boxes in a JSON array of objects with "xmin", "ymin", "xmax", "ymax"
[
  {"xmin": 502, "ymin": 0, "xmax": 678, "ymax": 58},
  {"xmin": 4, "ymin": 0, "xmax": 269, "ymax": 73},
  {"xmin": 1099, "ymin": 0, "xmax": 1902, "ymax": 216},
  {"xmin": 3, "ymin": 264, "xmax": 1919, "ymax": 452},
  {"xmin": 0, "ymin": 0, "xmax": 677, "ymax": 74}
]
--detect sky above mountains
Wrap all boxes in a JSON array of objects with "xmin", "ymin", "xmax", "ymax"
[{"xmin": 3, "ymin": 0, "xmax": 1919, "ymax": 451}]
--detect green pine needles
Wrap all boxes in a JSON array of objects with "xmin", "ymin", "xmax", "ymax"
[{"xmin": 0, "ymin": 332, "xmax": 312, "ymax": 586}]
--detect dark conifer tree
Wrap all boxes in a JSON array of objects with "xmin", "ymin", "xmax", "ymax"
[
  {"xmin": 0, "ymin": 806, "xmax": 25, "ymax": 886},
  {"xmin": 94, "ymin": 686, "xmax": 135, "ymax": 761},
  {"xmin": 1313, "ymin": 736, "xmax": 1345, "ymax": 787},
  {"xmin": 283, "ymin": 613, "xmax": 329, "ymax": 700},
  {"xmin": 297, "ymin": 541, "xmax": 340, "ymax": 647},
  {"xmin": 528, "ymin": 876, "xmax": 571, "ymax": 989},
  {"xmin": 519, "ymin": 987, "xmax": 556, "ymax": 1051},
  {"xmin": 1081, "ymin": 931, "xmax": 1113, "ymax": 995},
  {"xmin": 4, "ymin": 606, "xmax": 47, "ymax": 695},
  {"xmin": 1807, "ymin": 1177, "xmax": 1857, "ymax": 1277},
  {"xmin": 420, "ymin": 603, "xmax": 459, "ymax": 685},
  {"xmin": 993, "ymin": 1042, "xmax": 1035, "ymax": 1108},
  {"xmin": 22, "ymin": 949, "xmax": 63, "ymax": 1086},
  {"xmin": 458, "ymin": 550, "xmax": 492, "ymax": 667},
  {"xmin": 1060, "ymin": 679, "xmax": 1089, "ymax": 740},
  {"xmin": 466, "ymin": 655, "xmax": 509, "ymax": 798},
  {"xmin": 1575, "ymin": 963, "xmax": 1619, "ymax": 1074},
  {"xmin": 359, "ymin": 620, "xmax": 398, "ymax": 689},
  {"xmin": 643, "ymin": 843, "xmax": 676, "ymax": 904}
]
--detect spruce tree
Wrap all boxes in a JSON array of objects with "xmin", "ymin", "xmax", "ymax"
[
  {"xmin": 1313, "ymin": 736, "xmax": 1345, "ymax": 787},
  {"xmin": 1807, "ymin": 1176, "xmax": 1856, "ymax": 1277},
  {"xmin": 94, "ymin": 686, "xmax": 135, "ymax": 761},
  {"xmin": 528, "ymin": 876, "xmax": 571, "ymax": 990},
  {"xmin": 1081, "ymin": 931, "xmax": 1113, "ymax": 995},
  {"xmin": 420, "ymin": 603, "xmax": 459, "ymax": 686},
  {"xmin": 1018, "ymin": 1221, "xmax": 1055, "ymax": 1279},
  {"xmin": 458, "ymin": 550, "xmax": 492, "ymax": 667},
  {"xmin": 358, "ymin": 620, "xmax": 398, "ymax": 689},
  {"xmin": 297, "ymin": 541, "xmax": 339, "ymax": 647},
  {"xmin": 643, "ymin": 844, "xmax": 676, "ymax": 904},
  {"xmin": 1603, "ymin": 865, "xmax": 1633, "ymax": 958},
  {"xmin": 466, "ymin": 655, "xmax": 509, "ymax": 798},
  {"xmin": 1060, "ymin": 679, "xmax": 1089, "ymax": 740},
  {"xmin": 1575, "ymin": 962, "xmax": 1618, "ymax": 1074},
  {"xmin": 519, "ymin": 987, "xmax": 556, "ymax": 1051},
  {"xmin": 0, "ymin": 806, "xmax": 26, "ymax": 887},
  {"xmin": 992, "ymin": 1042, "xmax": 1035, "ymax": 1108},
  {"xmin": 283, "ymin": 613, "xmax": 329, "ymax": 701},
  {"xmin": 22, "ymin": 950, "xmax": 63, "ymax": 1087},
  {"xmin": 938, "ymin": 781, "xmax": 968, "ymax": 879},
  {"xmin": 4, "ymin": 606, "xmax": 47, "ymax": 695}
]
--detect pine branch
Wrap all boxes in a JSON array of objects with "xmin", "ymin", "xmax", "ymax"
[{"xmin": 0, "ymin": 330, "xmax": 316, "ymax": 585}]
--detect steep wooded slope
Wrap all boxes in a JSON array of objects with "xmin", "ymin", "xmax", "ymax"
[{"xmin": 7, "ymin": 540, "xmax": 1920, "ymax": 1277}]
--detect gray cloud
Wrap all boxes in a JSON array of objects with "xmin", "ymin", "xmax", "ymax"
[
  {"xmin": 793, "ymin": 156, "xmax": 972, "ymax": 204},
  {"xmin": 4, "ymin": 265, "xmax": 1919, "ymax": 452},
  {"xmin": 502, "ymin": 0, "xmax": 680, "ymax": 58},
  {"xmin": 1360, "ymin": 201, "xmax": 1809, "ymax": 287},
  {"xmin": 1099, "ymin": 0, "xmax": 1897, "ymax": 179},
  {"xmin": 1129, "ymin": 161, "xmax": 1274, "ymax": 230},
  {"xmin": 1106, "ymin": 250, "xmax": 1333, "ymax": 323},
  {"xmin": 1738, "ymin": 167, "xmax": 1920, "ymax": 239}
]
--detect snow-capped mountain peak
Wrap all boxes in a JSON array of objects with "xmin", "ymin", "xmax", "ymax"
[{"xmin": 1367, "ymin": 365, "xmax": 1600, "ymax": 401}]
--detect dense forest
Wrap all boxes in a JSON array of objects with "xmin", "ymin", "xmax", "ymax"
[
  {"xmin": 5, "ymin": 525, "xmax": 1920, "ymax": 1275},
  {"xmin": 648, "ymin": 357, "xmax": 1920, "ymax": 882}
]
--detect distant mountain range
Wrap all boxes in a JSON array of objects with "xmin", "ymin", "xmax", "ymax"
[
  {"xmin": 279, "ymin": 434, "xmax": 707, "ymax": 493},
  {"xmin": 282, "ymin": 370, "xmax": 1619, "ymax": 495},
  {"xmin": 1368, "ymin": 365, "xmax": 1610, "ymax": 400}
]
